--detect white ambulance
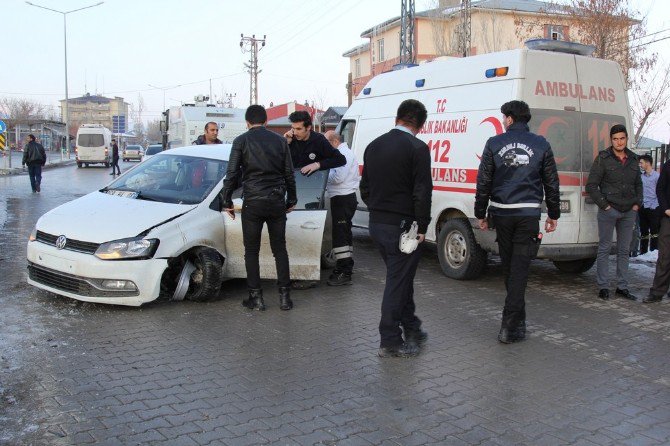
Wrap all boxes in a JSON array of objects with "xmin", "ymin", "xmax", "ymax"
[{"xmin": 340, "ymin": 39, "xmax": 632, "ymax": 279}]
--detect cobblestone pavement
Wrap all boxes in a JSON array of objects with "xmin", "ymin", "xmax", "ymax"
[{"xmin": 1, "ymin": 165, "xmax": 670, "ymax": 445}]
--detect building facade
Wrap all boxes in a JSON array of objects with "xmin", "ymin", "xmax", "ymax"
[
  {"xmin": 59, "ymin": 93, "xmax": 129, "ymax": 137},
  {"xmin": 343, "ymin": 0, "xmax": 579, "ymax": 99}
]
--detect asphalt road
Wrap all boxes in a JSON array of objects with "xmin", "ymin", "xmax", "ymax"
[{"xmin": 1, "ymin": 162, "xmax": 669, "ymax": 445}]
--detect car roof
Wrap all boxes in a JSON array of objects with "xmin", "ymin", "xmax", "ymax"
[{"xmin": 163, "ymin": 144, "xmax": 232, "ymax": 161}]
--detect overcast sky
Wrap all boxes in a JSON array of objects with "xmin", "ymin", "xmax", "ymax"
[{"xmin": 4, "ymin": 0, "xmax": 670, "ymax": 142}]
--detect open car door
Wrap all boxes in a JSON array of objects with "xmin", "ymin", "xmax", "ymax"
[{"xmin": 223, "ymin": 169, "xmax": 328, "ymax": 281}]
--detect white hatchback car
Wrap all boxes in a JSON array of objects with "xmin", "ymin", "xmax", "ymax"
[{"xmin": 27, "ymin": 144, "xmax": 330, "ymax": 306}]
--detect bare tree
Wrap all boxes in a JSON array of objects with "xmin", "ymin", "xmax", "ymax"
[
  {"xmin": 515, "ymin": 1, "xmax": 655, "ymax": 86},
  {"xmin": 0, "ymin": 97, "xmax": 53, "ymax": 124},
  {"xmin": 426, "ymin": 0, "xmax": 457, "ymax": 56},
  {"xmin": 631, "ymin": 62, "xmax": 670, "ymax": 143},
  {"xmin": 145, "ymin": 119, "xmax": 162, "ymax": 143},
  {"xmin": 129, "ymin": 94, "xmax": 146, "ymax": 144}
]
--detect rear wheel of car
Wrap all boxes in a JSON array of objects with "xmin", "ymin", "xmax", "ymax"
[
  {"xmin": 437, "ymin": 218, "xmax": 487, "ymax": 280},
  {"xmin": 77, "ymin": 162, "xmax": 82, "ymax": 168},
  {"xmin": 553, "ymin": 258, "xmax": 596, "ymax": 274},
  {"xmin": 183, "ymin": 248, "xmax": 223, "ymax": 301}
]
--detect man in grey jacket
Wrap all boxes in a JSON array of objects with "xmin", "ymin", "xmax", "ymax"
[{"xmin": 586, "ymin": 124, "xmax": 643, "ymax": 301}]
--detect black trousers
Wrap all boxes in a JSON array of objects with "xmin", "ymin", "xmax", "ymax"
[
  {"xmin": 27, "ymin": 164, "xmax": 42, "ymax": 191},
  {"xmin": 241, "ymin": 199, "xmax": 290, "ymax": 290},
  {"xmin": 330, "ymin": 193, "xmax": 358, "ymax": 274},
  {"xmin": 639, "ymin": 207, "xmax": 660, "ymax": 253},
  {"xmin": 493, "ymin": 215, "xmax": 540, "ymax": 328},
  {"xmin": 369, "ymin": 222, "xmax": 423, "ymax": 348},
  {"xmin": 111, "ymin": 157, "xmax": 121, "ymax": 174},
  {"xmin": 651, "ymin": 215, "xmax": 670, "ymax": 296}
]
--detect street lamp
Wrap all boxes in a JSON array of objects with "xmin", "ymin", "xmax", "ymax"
[
  {"xmin": 25, "ymin": 1, "xmax": 104, "ymax": 161},
  {"xmin": 148, "ymin": 84, "xmax": 182, "ymax": 112}
]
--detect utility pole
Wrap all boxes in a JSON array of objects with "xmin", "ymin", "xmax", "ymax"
[
  {"xmin": 399, "ymin": 0, "xmax": 415, "ymax": 64},
  {"xmin": 240, "ymin": 34, "xmax": 266, "ymax": 105},
  {"xmin": 460, "ymin": 0, "xmax": 472, "ymax": 57}
]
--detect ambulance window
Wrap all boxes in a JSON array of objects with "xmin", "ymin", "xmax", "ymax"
[
  {"xmin": 580, "ymin": 112, "xmax": 625, "ymax": 172},
  {"xmin": 529, "ymin": 109, "xmax": 580, "ymax": 172},
  {"xmin": 340, "ymin": 120, "xmax": 357, "ymax": 148}
]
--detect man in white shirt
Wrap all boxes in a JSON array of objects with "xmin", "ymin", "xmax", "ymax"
[{"xmin": 324, "ymin": 130, "xmax": 360, "ymax": 286}]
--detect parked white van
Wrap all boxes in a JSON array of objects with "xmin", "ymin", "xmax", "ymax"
[
  {"xmin": 75, "ymin": 124, "xmax": 112, "ymax": 168},
  {"xmin": 340, "ymin": 40, "xmax": 632, "ymax": 280}
]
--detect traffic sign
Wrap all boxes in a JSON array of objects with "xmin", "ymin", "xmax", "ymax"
[
  {"xmin": 0, "ymin": 120, "xmax": 6, "ymax": 133},
  {"xmin": 0, "ymin": 133, "xmax": 5, "ymax": 152}
]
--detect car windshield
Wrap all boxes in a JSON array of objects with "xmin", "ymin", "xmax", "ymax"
[
  {"xmin": 104, "ymin": 154, "xmax": 228, "ymax": 204},
  {"xmin": 126, "ymin": 145, "xmax": 142, "ymax": 151},
  {"xmin": 146, "ymin": 146, "xmax": 162, "ymax": 155}
]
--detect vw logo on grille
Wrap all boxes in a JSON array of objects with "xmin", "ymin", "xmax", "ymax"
[{"xmin": 55, "ymin": 235, "xmax": 67, "ymax": 250}]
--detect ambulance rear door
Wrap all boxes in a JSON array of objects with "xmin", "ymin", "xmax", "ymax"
[
  {"xmin": 574, "ymin": 56, "xmax": 630, "ymax": 244},
  {"xmin": 523, "ymin": 49, "xmax": 582, "ymax": 245}
]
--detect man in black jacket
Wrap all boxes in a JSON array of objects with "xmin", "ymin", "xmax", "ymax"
[
  {"xmin": 284, "ymin": 110, "xmax": 346, "ymax": 290},
  {"xmin": 219, "ymin": 105, "xmax": 297, "ymax": 311},
  {"xmin": 645, "ymin": 159, "xmax": 670, "ymax": 303},
  {"xmin": 475, "ymin": 100, "xmax": 560, "ymax": 344},
  {"xmin": 586, "ymin": 124, "xmax": 642, "ymax": 301},
  {"xmin": 192, "ymin": 122, "xmax": 223, "ymax": 145},
  {"xmin": 360, "ymin": 99, "xmax": 432, "ymax": 358},
  {"xmin": 110, "ymin": 138, "xmax": 121, "ymax": 175},
  {"xmin": 284, "ymin": 111, "xmax": 345, "ymax": 173},
  {"xmin": 22, "ymin": 134, "xmax": 46, "ymax": 193}
]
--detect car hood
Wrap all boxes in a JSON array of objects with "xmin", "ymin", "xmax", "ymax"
[{"xmin": 37, "ymin": 191, "xmax": 198, "ymax": 243}]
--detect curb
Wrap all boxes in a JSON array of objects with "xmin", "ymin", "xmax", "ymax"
[{"xmin": 0, "ymin": 160, "xmax": 77, "ymax": 176}]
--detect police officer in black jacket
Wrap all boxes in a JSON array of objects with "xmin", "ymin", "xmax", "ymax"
[
  {"xmin": 219, "ymin": 105, "xmax": 297, "ymax": 311},
  {"xmin": 475, "ymin": 100, "xmax": 560, "ymax": 344},
  {"xmin": 360, "ymin": 99, "xmax": 433, "ymax": 358},
  {"xmin": 284, "ymin": 110, "xmax": 346, "ymax": 174}
]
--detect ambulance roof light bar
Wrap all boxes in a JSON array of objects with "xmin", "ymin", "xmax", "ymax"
[{"xmin": 525, "ymin": 38, "xmax": 596, "ymax": 56}]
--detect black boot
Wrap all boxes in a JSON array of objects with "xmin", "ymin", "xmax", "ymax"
[
  {"xmin": 242, "ymin": 288, "xmax": 265, "ymax": 311},
  {"xmin": 279, "ymin": 287, "xmax": 293, "ymax": 311},
  {"xmin": 498, "ymin": 311, "xmax": 525, "ymax": 344}
]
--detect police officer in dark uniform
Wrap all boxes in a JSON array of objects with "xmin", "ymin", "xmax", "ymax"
[
  {"xmin": 475, "ymin": 100, "xmax": 560, "ymax": 344},
  {"xmin": 284, "ymin": 111, "xmax": 345, "ymax": 173},
  {"xmin": 283, "ymin": 110, "xmax": 346, "ymax": 290}
]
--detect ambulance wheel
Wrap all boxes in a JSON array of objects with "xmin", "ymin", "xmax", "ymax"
[
  {"xmin": 552, "ymin": 258, "xmax": 596, "ymax": 274},
  {"xmin": 437, "ymin": 218, "xmax": 487, "ymax": 280},
  {"xmin": 184, "ymin": 248, "xmax": 223, "ymax": 302}
]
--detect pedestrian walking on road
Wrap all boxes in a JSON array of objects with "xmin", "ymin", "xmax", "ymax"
[
  {"xmin": 218, "ymin": 105, "xmax": 297, "ymax": 311},
  {"xmin": 22, "ymin": 134, "xmax": 46, "ymax": 193},
  {"xmin": 638, "ymin": 154, "xmax": 660, "ymax": 254},
  {"xmin": 644, "ymin": 159, "xmax": 670, "ymax": 303},
  {"xmin": 475, "ymin": 100, "xmax": 560, "ymax": 344},
  {"xmin": 110, "ymin": 138, "xmax": 121, "ymax": 175},
  {"xmin": 360, "ymin": 99, "xmax": 432, "ymax": 357},
  {"xmin": 324, "ymin": 130, "xmax": 359, "ymax": 286},
  {"xmin": 586, "ymin": 124, "xmax": 642, "ymax": 301}
]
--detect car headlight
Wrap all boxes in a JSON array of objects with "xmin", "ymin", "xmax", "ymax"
[
  {"xmin": 29, "ymin": 227, "xmax": 37, "ymax": 242},
  {"xmin": 95, "ymin": 237, "xmax": 159, "ymax": 260}
]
